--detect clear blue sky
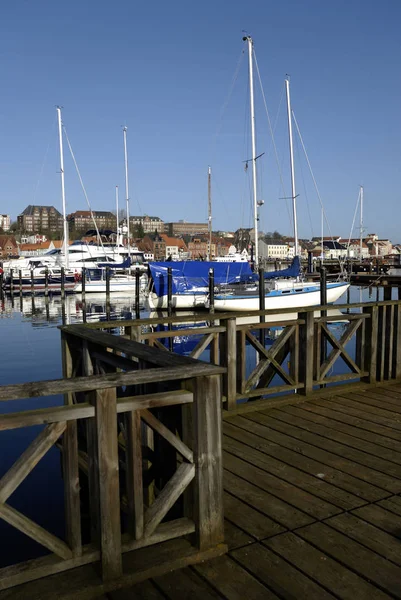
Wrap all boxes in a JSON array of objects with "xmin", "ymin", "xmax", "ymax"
[{"xmin": 0, "ymin": 0, "xmax": 400, "ymax": 241}]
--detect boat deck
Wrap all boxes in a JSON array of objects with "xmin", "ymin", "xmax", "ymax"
[{"xmin": 110, "ymin": 383, "xmax": 401, "ymax": 600}]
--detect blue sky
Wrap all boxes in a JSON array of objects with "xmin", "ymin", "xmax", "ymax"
[{"xmin": 0, "ymin": 0, "xmax": 400, "ymax": 241}]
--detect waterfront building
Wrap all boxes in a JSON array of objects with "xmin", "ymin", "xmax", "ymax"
[
  {"xmin": 0, "ymin": 235, "xmax": 18, "ymax": 259},
  {"xmin": 67, "ymin": 210, "xmax": 116, "ymax": 232},
  {"xmin": 18, "ymin": 205, "xmax": 63, "ymax": 234},
  {"xmin": 0, "ymin": 214, "xmax": 11, "ymax": 231},
  {"xmin": 130, "ymin": 215, "xmax": 164, "ymax": 234},
  {"xmin": 164, "ymin": 221, "xmax": 208, "ymax": 236}
]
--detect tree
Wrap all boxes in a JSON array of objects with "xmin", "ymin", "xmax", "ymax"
[{"xmin": 135, "ymin": 223, "xmax": 145, "ymax": 238}]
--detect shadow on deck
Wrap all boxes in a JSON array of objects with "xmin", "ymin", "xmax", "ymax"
[{"xmin": 109, "ymin": 382, "xmax": 401, "ymax": 600}]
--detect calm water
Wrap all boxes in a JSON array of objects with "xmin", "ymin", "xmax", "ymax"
[{"xmin": 0, "ymin": 285, "xmax": 389, "ymax": 567}]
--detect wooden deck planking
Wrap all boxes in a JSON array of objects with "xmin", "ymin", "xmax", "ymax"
[
  {"xmin": 4, "ymin": 386, "xmax": 401, "ymax": 599},
  {"xmin": 113, "ymin": 386, "xmax": 401, "ymax": 600}
]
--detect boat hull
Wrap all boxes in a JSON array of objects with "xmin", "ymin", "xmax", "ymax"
[
  {"xmin": 147, "ymin": 292, "xmax": 207, "ymax": 310},
  {"xmin": 213, "ymin": 282, "xmax": 350, "ymax": 312}
]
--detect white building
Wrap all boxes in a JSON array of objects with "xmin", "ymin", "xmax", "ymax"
[
  {"xmin": 259, "ymin": 240, "xmax": 294, "ymax": 259},
  {"xmin": 0, "ymin": 214, "xmax": 11, "ymax": 231}
]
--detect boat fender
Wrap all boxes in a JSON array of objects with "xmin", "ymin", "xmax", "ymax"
[{"xmin": 74, "ymin": 272, "xmax": 82, "ymax": 282}]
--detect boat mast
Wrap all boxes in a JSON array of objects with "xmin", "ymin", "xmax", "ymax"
[
  {"xmin": 123, "ymin": 126, "xmax": 130, "ymax": 258},
  {"xmin": 56, "ymin": 106, "xmax": 69, "ymax": 269},
  {"xmin": 321, "ymin": 207, "xmax": 324, "ymax": 265},
  {"xmin": 243, "ymin": 36, "xmax": 259, "ymax": 269},
  {"xmin": 115, "ymin": 185, "xmax": 119, "ymax": 246},
  {"xmin": 285, "ymin": 77, "xmax": 299, "ymax": 258},
  {"xmin": 207, "ymin": 166, "xmax": 212, "ymax": 261},
  {"xmin": 359, "ymin": 185, "xmax": 364, "ymax": 259}
]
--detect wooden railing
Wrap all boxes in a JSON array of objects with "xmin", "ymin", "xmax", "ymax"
[
  {"xmin": 80, "ymin": 299, "xmax": 401, "ymax": 411},
  {"xmin": 0, "ymin": 326, "xmax": 226, "ymax": 592}
]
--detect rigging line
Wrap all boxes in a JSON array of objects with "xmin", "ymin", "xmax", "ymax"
[
  {"xmin": 294, "ymin": 129, "xmax": 314, "ymax": 239},
  {"xmin": 33, "ymin": 115, "xmax": 57, "ymax": 204},
  {"xmin": 253, "ymin": 52, "xmax": 292, "ymax": 227},
  {"xmin": 292, "ymin": 111, "xmax": 335, "ymax": 243},
  {"xmin": 346, "ymin": 188, "xmax": 361, "ymax": 254},
  {"xmin": 208, "ymin": 48, "xmax": 245, "ymax": 162},
  {"xmin": 62, "ymin": 125, "xmax": 105, "ymax": 251},
  {"xmin": 292, "ymin": 109, "xmax": 347, "ymax": 274}
]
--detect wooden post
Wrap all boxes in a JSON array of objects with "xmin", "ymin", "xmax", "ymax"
[
  {"xmin": 192, "ymin": 374, "xmax": 224, "ymax": 550},
  {"xmin": 167, "ymin": 267, "xmax": 173, "ymax": 352},
  {"xmin": 362, "ymin": 305, "xmax": 378, "ymax": 384},
  {"xmin": 61, "ymin": 267, "xmax": 65, "ymax": 300},
  {"xmin": 384, "ymin": 286, "xmax": 392, "ymax": 301},
  {"xmin": 208, "ymin": 268, "xmax": 214, "ymax": 314},
  {"xmin": 258, "ymin": 267, "xmax": 265, "ymax": 348},
  {"xmin": 392, "ymin": 303, "xmax": 401, "ymax": 380},
  {"xmin": 105, "ymin": 266, "xmax": 110, "ymax": 299},
  {"xmin": 225, "ymin": 317, "xmax": 237, "ymax": 411},
  {"xmin": 60, "ymin": 332, "xmax": 82, "ymax": 557},
  {"xmin": 10, "ymin": 268, "xmax": 14, "ymax": 294},
  {"xmin": 135, "ymin": 268, "xmax": 140, "ymax": 318},
  {"xmin": 19, "ymin": 269, "xmax": 22, "ymax": 295},
  {"xmin": 45, "ymin": 268, "xmax": 49, "ymax": 297},
  {"xmin": 30, "ymin": 269, "xmax": 34, "ymax": 296},
  {"xmin": 125, "ymin": 411, "xmax": 143, "ymax": 540},
  {"xmin": 82, "ymin": 267, "xmax": 86, "ymax": 297},
  {"xmin": 93, "ymin": 385, "xmax": 122, "ymax": 580},
  {"xmin": 299, "ymin": 311, "xmax": 314, "ymax": 395}
]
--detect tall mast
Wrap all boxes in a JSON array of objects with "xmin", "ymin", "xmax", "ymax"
[
  {"xmin": 359, "ymin": 185, "xmax": 364, "ymax": 259},
  {"xmin": 56, "ymin": 106, "xmax": 69, "ymax": 269},
  {"xmin": 123, "ymin": 126, "xmax": 130, "ymax": 257},
  {"xmin": 207, "ymin": 166, "xmax": 212, "ymax": 261},
  {"xmin": 243, "ymin": 35, "xmax": 259, "ymax": 269},
  {"xmin": 285, "ymin": 77, "xmax": 299, "ymax": 257},
  {"xmin": 321, "ymin": 207, "xmax": 324, "ymax": 265},
  {"xmin": 115, "ymin": 185, "xmax": 119, "ymax": 246}
]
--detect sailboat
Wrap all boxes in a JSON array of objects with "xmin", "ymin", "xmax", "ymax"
[{"xmin": 213, "ymin": 36, "xmax": 349, "ymax": 312}]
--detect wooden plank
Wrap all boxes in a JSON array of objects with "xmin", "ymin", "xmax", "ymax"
[
  {"xmin": 91, "ymin": 349, "xmax": 139, "ymax": 371},
  {"xmin": 224, "ymin": 432, "xmax": 345, "ymax": 517},
  {"xmin": 299, "ymin": 311, "xmax": 314, "ymax": 394},
  {"xmin": 194, "ymin": 553, "xmax": 280, "ymax": 600},
  {"xmin": 225, "ymin": 317, "xmax": 237, "ymax": 410},
  {"xmin": 0, "ymin": 422, "xmax": 66, "ymax": 502},
  {"xmin": 377, "ymin": 495, "xmax": 401, "ymax": 516},
  {"xmin": 319, "ymin": 319, "xmax": 362, "ymax": 380},
  {"xmin": 326, "ymin": 512, "xmax": 401, "ymax": 566},
  {"xmin": 362, "ymin": 305, "xmax": 378, "ymax": 384},
  {"xmin": 223, "ymin": 469, "xmax": 314, "ymax": 529},
  {"xmin": 0, "ymin": 503, "xmax": 73, "ymax": 560},
  {"xmin": 141, "ymin": 409, "xmax": 193, "ymax": 463},
  {"xmin": 224, "ymin": 448, "xmax": 338, "ymax": 520},
  {"xmin": 154, "ymin": 567, "xmax": 222, "ymax": 599},
  {"xmin": 60, "ymin": 324, "xmax": 206, "ymax": 368},
  {"xmin": 243, "ymin": 411, "xmax": 398, "ymax": 494},
  {"xmin": 304, "ymin": 399, "xmax": 401, "ymax": 443},
  {"xmin": 265, "ymin": 532, "xmax": 391, "ymax": 600},
  {"xmin": 117, "ymin": 389, "xmax": 193, "ymax": 414},
  {"xmin": 0, "ymin": 538, "xmax": 226, "ymax": 600},
  {"xmin": 62, "ymin": 421, "xmax": 82, "ymax": 556},
  {"xmin": 144, "ymin": 463, "xmax": 195, "ymax": 537},
  {"xmin": 0, "ymin": 403, "xmax": 94, "ymax": 431},
  {"xmin": 224, "ymin": 491, "xmax": 286, "ymax": 540},
  {"xmin": 297, "ymin": 522, "xmax": 401, "ymax": 599},
  {"xmin": 110, "ymin": 580, "xmax": 164, "ymax": 599},
  {"xmin": 0, "ymin": 545, "xmax": 100, "ymax": 592},
  {"xmin": 223, "ymin": 420, "xmax": 368, "ymax": 510},
  {"xmin": 342, "ymin": 390, "xmax": 401, "ymax": 414},
  {"xmin": 193, "ymin": 375, "xmax": 224, "ymax": 550},
  {"xmin": 352, "ymin": 502, "xmax": 401, "ymax": 534},
  {"xmin": 94, "ymin": 386, "xmax": 122, "ymax": 581},
  {"xmin": 125, "ymin": 410, "xmax": 143, "ymax": 540},
  {"xmin": 236, "ymin": 330, "xmax": 246, "ymax": 394},
  {"xmin": 0, "ymin": 364, "xmax": 225, "ymax": 403},
  {"xmin": 223, "ymin": 519, "xmax": 255, "ymax": 550},
  {"xmin": 337, "ymin": 392, "xmax": 401, "ymax": 420},
  {"xmin": 232, "ymin": 542, "xmax": 336, "ymax": 600},
  {"xmin": 121, "ymin": 518, "xmax": 195, "ymax": 553},
  {"xmin": 325, "ymin": 395, "xmax": 401, "ymax": 431},
  {"xmin": 363, "ymin": 387, "xmax": 401, "ymax": 408},
  {"xmin": 392, "ymin": 303, "xmax": 401, "ymax": 379},
  {"xmin": 256, "ymin": 411, "xmax": 401, "ymax": 488},
  {"xmin": 189, "ymin": 333, "xmax": 214, "ymax": 360},
  {"xmin": 270, "ymin": 405, "xmax": 401, "ymax": 466}
]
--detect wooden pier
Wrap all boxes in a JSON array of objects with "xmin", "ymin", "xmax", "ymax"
[{"xmin": 0, "ymin": 299, "xmax": 401, "ymax": 597}]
